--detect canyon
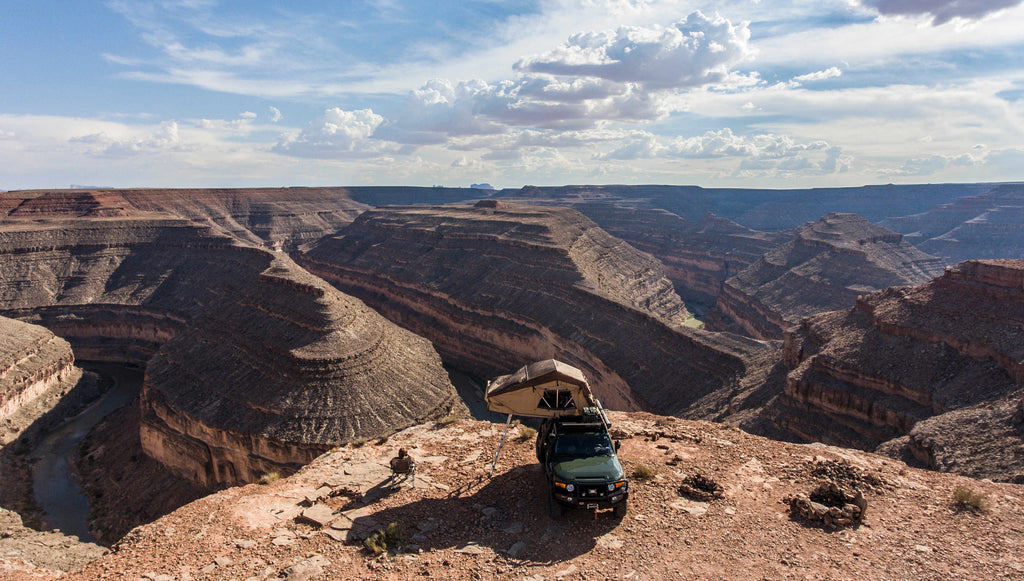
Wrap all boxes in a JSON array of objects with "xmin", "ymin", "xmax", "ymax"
[
  {"xmin": 1, "ymin": 183, "xmax": 1023, "ymax": 577},
  {"xmin": 764, "ymin": 259, "xmax": 1024, "ymax": 483},
  {"xmin": 705, "ymin": 213, "xmax": 946, "ymax": 339}
]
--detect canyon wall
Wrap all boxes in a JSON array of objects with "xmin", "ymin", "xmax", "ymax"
[
  {"xmin": 0, "ymin": 316, "xmax": 79, "ymax": 435},
  {"xmin": 572, "ymin": 205, "xmax": 787, "ymax": 307},
  {"xmin": 3, "ymin": 187, "xmax": 368, "ymax": 250},
  {"xmin": 140, "ymin": 253, "xmax": 464, "ymax": 487},
  {"xmin": 706, "ymin": 213, "xmax": 945, "ymax": 339},
  {"xmin": 297, "ymin": 201, "xmax": 782, "ymax": 418},
  {"xmin": 760, "ymin": 259, "xmax": 1024, "ymax": 482},
  {"xmin": 881, "ymin": 183, "xmax": 1024, "ymax": 264}
]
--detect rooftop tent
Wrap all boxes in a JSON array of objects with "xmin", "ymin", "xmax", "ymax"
[{"xmin": 485, "ymin": 359, "xmax": 597, "ymax": 418}]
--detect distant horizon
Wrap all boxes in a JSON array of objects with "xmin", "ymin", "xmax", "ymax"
[
  {"xmin": 3, "ymin": 1, "xmax": 1024, "ymax": 191},
  {"xmin": 3, "ymin": 179, "xmax": 1022, "ymax": 195}
]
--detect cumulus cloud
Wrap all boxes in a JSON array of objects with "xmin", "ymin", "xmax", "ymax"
[
  {"xmin": 596, "ymin": 128, "xmax": 849, "ymax": 175},
  {"xmin": 791, "ymin": 67, "xmax": 842, "ymax": 84},
  {"xmin": 887, "ymin": 153, "xmax": 979, "ymax": 175},
  {"xmin": 69, "ymin": 121, "xmax": 182, "ymax": 157},
  {"xmin": 514, "ymin": 11, "xmax": 753, "ymax": 91},
  {"xmin": 269, "ymin": 106, "xmax": 282, "ymax": 122},
  {"xmin": 859, "ymin": 0, "xmax": 1024, "ymax": 25},
  {"xmin": 273, "ymin": 107, "xmax": 403, "ymax": 159},
  {"xmin": 239, "ymin": 111, "xmax": 257, "ymax": 120}
]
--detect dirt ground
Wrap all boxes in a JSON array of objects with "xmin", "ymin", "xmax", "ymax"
[{"xmin": 6, "ymin": 412, "xmax": 1024, "ymax": 580}]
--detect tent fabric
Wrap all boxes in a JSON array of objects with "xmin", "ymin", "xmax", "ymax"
[{"xmin": 485, "ymin": 359, "xmax": 596, "ymax": 418}]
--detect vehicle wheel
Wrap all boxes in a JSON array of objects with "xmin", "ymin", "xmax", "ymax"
[
  {"xmin": 548, "ymin": 496, "xmax": 563, "ymax": 519},
  {"xmin": 613, "ymin": 500, "xmax": 627, "ymax": 518}
]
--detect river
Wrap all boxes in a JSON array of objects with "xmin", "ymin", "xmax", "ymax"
[{"xmin": 29, "ymin": 363, "xmax": 141, "ymax": 542}]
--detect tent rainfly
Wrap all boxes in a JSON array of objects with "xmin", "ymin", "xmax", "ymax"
[{"xmin": 485, "ymin": 359, "xmax": 597, "ymax": 418}]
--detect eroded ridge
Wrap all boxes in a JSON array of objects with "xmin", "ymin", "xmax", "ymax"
[
  {"xmin": 707, "ymin": 213, "xmax": 945, "ymax": 339},
  {"xmin": 764, "ymin": 259, "xmax": 1024, "ymax": 482},
  {"xmin": 298, "ymin": 202, "xmax": 781, "ymax": 417}
]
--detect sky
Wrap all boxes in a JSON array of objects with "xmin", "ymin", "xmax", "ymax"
[{"xmin": 2, "ymin": 0, "xmax": 1024, "ymax": 190}]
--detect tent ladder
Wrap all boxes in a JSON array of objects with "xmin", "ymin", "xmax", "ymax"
[{"xmin": 489, "ymin": 413, "xmax": 514, "ymax": 478}]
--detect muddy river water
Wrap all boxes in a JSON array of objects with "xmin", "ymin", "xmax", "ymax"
[{"xmin": 29, "ymin": 364, "xmax": 141, "ymax": 542}]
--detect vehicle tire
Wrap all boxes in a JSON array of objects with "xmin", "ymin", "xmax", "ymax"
[{"xmin": 613, "ymin": 500, "xmax": 627, "ymax": 518}]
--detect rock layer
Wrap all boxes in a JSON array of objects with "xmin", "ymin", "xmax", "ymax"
[
  {"xmin": 3, "ymin": 187, "xmax": 368, "ymax": 250},
  {"xmin": 140, "ymin": 253, "xmax": 464, "ymax": 487},
  {"xmin": 0, "ymin": 316, "xmax": 78, "ymax": 429},
  {"xmin": 881, "ymin": 183, "xmax": 1024, "ymax": 264},
  {"xmin": 575, "ymin": 205, "xmax": 787, "ymax": 307},
  {"xmin": 706, "ymin": 213, "xmax": 945, "ymax": 339},
  {"xmin": 297, "ymin": 202, "xmax": 780, "ymax": 417},
  {"xmin": 762, "ymin": 259, "xmax": 1024, "ymax": 482}
]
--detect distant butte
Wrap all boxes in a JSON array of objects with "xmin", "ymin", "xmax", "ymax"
[{"xmin": 705, "ymin": 213, "xmax": 945, "ymax": 339}]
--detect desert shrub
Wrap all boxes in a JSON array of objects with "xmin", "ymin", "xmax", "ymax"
[
  {"xmin": 655, "ymin": 417, "xmax": 676, "ymax": 427},
  {"xmin": 364, "ymin": 522, "xmax": 406, "ymax": 555},
  {"xmin": 518, "ymin": 426, "xmax": 538, "ymax": 441},
  {"xmin": 350, "ymin": 437, "xmax": 371, "ymax": 448},
  {"xmin": 953, "ymin": 486, "xmax": 989, "ymax": 511},
  {"xmin": 435, "ymin": 413, "xmax": 460, "ymax": 428},
  {"xmin": 257, "ymin": 472, "xmax": 280, "ymax": 485},
  {"xmin": 632, "ymin": 463, "xmax": 657, "ymax": 481}
]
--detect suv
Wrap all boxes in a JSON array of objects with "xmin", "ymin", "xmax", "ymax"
[{"xmin": 536, "ymin": 407, "xmax": 628, "ymax": 517}]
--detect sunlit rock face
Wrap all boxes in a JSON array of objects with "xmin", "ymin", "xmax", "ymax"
[
  {"xmin": 763, "ymin": 259, "xmax": 1024, "ymax": 483},
  {"xmin": 706, "ymin": 213, "xmax": 946, "ymax": 340},
  {"xmin": 0, "ymin": 316, "xmax": 78, "ymax": 435},
  {"xmin": 141, "ymin": 254, "xmax": 464, "ymax": 487},
  {"xmin": 298, "ymin": 202, "xmax": 781, "ymax": 418}
]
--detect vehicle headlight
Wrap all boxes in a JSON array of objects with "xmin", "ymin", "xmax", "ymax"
[{"xmin": 565, "ymin": 483, "xmax": 575, "ymax": 493}]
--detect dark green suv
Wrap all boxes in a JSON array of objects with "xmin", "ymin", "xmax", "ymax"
[{"xmin": 536, "ymin": 407, "xmax": 628, "ymax": 517}]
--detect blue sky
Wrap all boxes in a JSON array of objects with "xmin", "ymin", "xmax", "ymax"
[{"xmin": 2, "ymin": 0, "xmax": 1024, "ymax": 190}]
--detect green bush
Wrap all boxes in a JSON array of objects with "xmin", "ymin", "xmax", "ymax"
[
  {"xmin": 518, "ymin": 426, "xmax": 538, "ymax": 441},
  {"xmin": 364, "ymin": 522, "xmax": 406, "ymax": 555},
  {"xmin": 435, "ymin": 413, "xmax": 460, "ymax": 428},
  {"xmin": 257, "ymin": 472, "xmax": 280, "ymax": 485},
  {"xmin": 632, "ymin": 463, "xmax": 657, "ymax": 481},
  {"xmin": 953, "ymin": 486, "xmax": 989, "ymax": 511}
]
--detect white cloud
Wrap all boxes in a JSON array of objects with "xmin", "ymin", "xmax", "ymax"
[
  {"xmin": 791, "ymin": 66, "xmax": 842, "ymax": 85},
  {"xmin": 69, "ymin": 121, "xmax": 183, "ymax": 158},
  {"xmin": 885, "ymin": 153, "xmax": 980, "ymax": 176},
  {"xmin": 272, "ymin": 107, "xmax": 403, "ymax": 159},
  {"xmin": 859, "ymin": 0, "xmax": 1024, "ymax": 25},
  {"xmin": 239, "ymin": 111, "xmax": 257, "ymax": 120},
  {"xmin": 514, "ymin": 11, "xmax": 754, "ymax": 91},
  {"xmin": 269, "ymin": 106, "xmax": 282, "ymax": 122}
]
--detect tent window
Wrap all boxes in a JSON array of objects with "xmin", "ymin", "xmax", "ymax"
[{"xmin": 539, "ymin": 389, "xmax": 576, "ymax": 410}]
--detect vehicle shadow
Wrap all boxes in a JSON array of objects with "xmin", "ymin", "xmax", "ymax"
[{"xmin": 343, "ymin": 462, "xmax": 625, "ymax": 564}]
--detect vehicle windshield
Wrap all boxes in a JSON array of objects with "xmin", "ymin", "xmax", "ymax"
[{"xmin": 552, "ymin": 429, "xmax": 615, "ymax": 460}]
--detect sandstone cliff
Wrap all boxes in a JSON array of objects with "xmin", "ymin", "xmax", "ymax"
[
  {"xmin": 0, "ymin": 190, "xmax": 466, "ymax": 491},
  {"xmin": 297, "ymin": 202, "xmax": 780, "ymax": 417},
  {"xmin": 706, "ymin": 213, "xmax": 945, "ymax": 339},
  {"xmin": 761, "ymin": 259, "xmax": 1024, "ymax": 482},
  {"xmin": 574, "ymin": 205, "xmax": 787, "ymax": 307},
  {"xmin": 3, "ymin": 187, "xmax": 368, "ymax": 250},
  {"xmin": 0, "ymin": 316, "xmax": 79, "ymax": 438},
  {"xmin": 141, "ymin": 253, "xmax": 464, "ymax": 487}
]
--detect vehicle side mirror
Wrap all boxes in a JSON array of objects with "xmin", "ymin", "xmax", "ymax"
[{"xmin": 614, "ymin": 440, "xmax": 621, "ymax": 451}]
